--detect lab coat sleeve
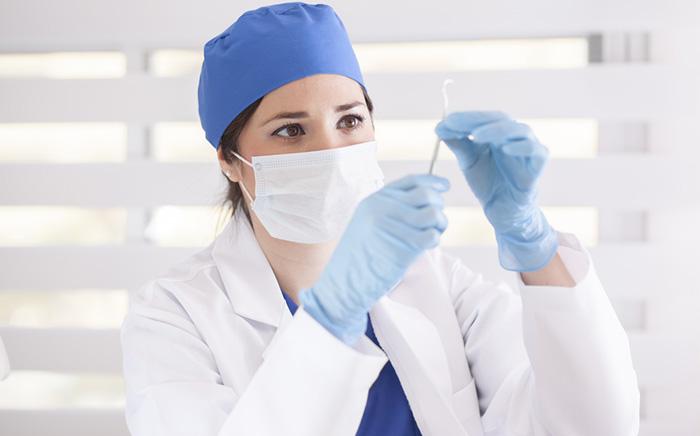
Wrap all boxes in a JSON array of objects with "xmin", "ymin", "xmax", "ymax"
[
  {"xmin": 444, "ymin": 231, "xmax": 640, "ymax": 435},
  {"xmin": 121, "ymin": 279, "xmax": 387, "ymax": 436}
]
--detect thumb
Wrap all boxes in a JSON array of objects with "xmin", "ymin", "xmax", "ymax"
[{"xmin": 435, "ymin": 120, "xmax": 471, "ymax": 142}]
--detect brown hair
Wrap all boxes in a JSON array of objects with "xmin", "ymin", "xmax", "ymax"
[{"xmin": 217, "ymin": 85, "xmax": 375, "ymax": 221}]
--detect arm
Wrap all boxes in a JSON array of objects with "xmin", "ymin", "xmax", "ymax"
[
  {"xmin": 123, "ymin": 175, "xmax": 449, "ymax": 435},
  {"xmin": 520, "ymin": 252, "xmax": 575, "ymax": 287},
  {"xmin": 301, "ymin": 174, "xmax": 449, "ymax": 346},
  {"xmin": 436, "ymin": 112, "xmax": 639, "ymax": 433},
  {"xmin": 517, "ymin": 233, "xmax": 640, "ymax": 435},
  {"xmin": 441, "ymin": 235, "xmax": 639, "ymax": 435},
  {"xmin": 434, "ymin": 111, "xmax": 587, "ymax": 287}
]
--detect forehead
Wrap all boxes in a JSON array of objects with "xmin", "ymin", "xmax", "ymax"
[{"xmin": 256, "ymin": 74, "xmax": 365, "ymax": 112}]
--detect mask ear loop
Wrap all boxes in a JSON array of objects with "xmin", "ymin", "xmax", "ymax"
[{"xmin": 230, "ymin": 151, "xmax": 255, "ymax": 203}]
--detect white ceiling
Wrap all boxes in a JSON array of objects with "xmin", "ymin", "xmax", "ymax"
[{"xmin": 0, "ymin": 0, "xmax": 698, "ymax": 50}]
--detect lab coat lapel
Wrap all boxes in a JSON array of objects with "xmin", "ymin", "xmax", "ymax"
[
  {"xmin": 370, "ymin": 252, "xmax": 480, "ymax": 436},
  {"xmin": 211, "ymin": 216, "xmax": 482, "ymax": 434},
  {"xmin": 211, "ymin": 214, "xmax": 291, "ymax": 329}
]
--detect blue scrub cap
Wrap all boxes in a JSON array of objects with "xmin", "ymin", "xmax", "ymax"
[{"xmin": 198, "ymin": 2, "xmax": 365, "ymax": 149}]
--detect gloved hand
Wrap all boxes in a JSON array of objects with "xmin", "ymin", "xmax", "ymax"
[
  {"xmin": 300, "ymin": 174, "xmax": 450, "ymax": 346},
  {"xmin": 435, "ymin": 111, "xmax": 558, "ymax": 272}
]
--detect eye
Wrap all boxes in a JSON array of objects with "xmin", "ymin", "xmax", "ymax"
[
  {"xmin": 342, "ymin": 117, "xmax": 358, "ymax": 128},
  {"xmin": 338, "ymin": 114, "xmax": 365, "ymax": 130},
  {"xmin": 273, "ymin": 123, "xmax": 304, "ymax": 138}
]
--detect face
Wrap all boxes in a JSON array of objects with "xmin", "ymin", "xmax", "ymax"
[{"xmin": 218, "ymin": 74, "xmax": 375, "ymax": 193}]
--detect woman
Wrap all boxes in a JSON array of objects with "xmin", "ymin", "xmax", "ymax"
[{"xmin": 121, "ymin": 3, "xmax": 640, "ymax": 435}]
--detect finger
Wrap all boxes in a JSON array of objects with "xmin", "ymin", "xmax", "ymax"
[
  {"xmin": 470, "ymin": 120, "xmax": 548, "ymax": 176},
  {"xmin": 387, "ymin": 185, "xmax": 446, "ymax": 209},
  {"xmin": 495, "ymin": 139, "xmax": 549, "ymax": 189},
  {"xmin": 441, "ymin": 139, "xmax": 489, "ymax": 172},
  {"xmin": 380, "ymin": 217, "xmax": 444, "ymax": 252},
  {"xmin": 502, "ymin": 140, "xmax": 547, "ymax": 158},
  {"xmin": 384, "ymin": 174, "xmax": 450, "ymax": 193},
  {"xmin": 470, "ymin": 120, "xmax": 538, "ymax": 147},
  {"xmin": 501, "ymin": 139, "xmax": 549, "ymax": 173},
  {"xmin": 368, "ymin": 191, "xmax": 446, "ymax": 232},
  {"xmin": 394, "ymin": 205, "xmax": 448, "ymax": 232},
  {"xmin": 435, "ymin": 111, "xmax": 512, "ymax": 141},
  {"xmin": 412, "ymin": 227, "xmax": 443, "ymax": 250},
  {"xmin": 497, "ymin": 138, "xmax": 547, "ymax": 174},
  {"xmin": 358, "ymin": 186, "xmax": 446, "ymax": 230},
  {"xmin": 420, "ymin": 206, "xmax": 449, "ymax": 232}
]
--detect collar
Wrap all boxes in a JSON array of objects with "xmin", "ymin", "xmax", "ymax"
[{"xmin": 211, "ymin": 212, "xmax": 287, "ymax": 327}]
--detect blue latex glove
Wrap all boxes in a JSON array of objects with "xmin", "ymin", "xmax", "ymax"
[
  {"xmin": 300, "ymin": 174, "xmax": 450, "ymax": 346},
  {"xmin": 435, "ymin": 111, "xmax": 558, "ymax": 272}
]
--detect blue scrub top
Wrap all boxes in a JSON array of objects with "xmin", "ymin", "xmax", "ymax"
[{"xmin": 282, "ymin": 291, "xmax": 422, "ymax": 436}]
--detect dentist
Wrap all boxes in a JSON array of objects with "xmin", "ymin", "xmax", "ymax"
[{"xmin": 121, "ymin": 3, "xmax": 640, "ymax": 435}]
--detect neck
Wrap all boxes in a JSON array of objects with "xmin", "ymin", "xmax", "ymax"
[{"xmin": 249, "ymin": 212, "xmax": 337, "ymax": 306}]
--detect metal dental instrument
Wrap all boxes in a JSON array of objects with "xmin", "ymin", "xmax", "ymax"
[{"xmin": 428, "ymin": 79, "xmax": 453, "ymax": 174}]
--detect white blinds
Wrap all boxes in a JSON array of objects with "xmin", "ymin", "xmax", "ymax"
[{"xmin": 1, "ymin": 0, "xmax": 699, "ymax": 435}]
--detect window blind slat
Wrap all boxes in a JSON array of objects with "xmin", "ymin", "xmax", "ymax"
[
  {"xmin": 1, "ymin": 328, "xmax": 122, "ymax": 373},
  {"xmin": 0, "ymin": 247, "xmax": 198, "ymax": 290},
  {"xmin": 628, "ymin": 332, "xmax": 697, "ymax": 389},
  {"xmin": 1, "ymin": 245, "xmax": 696, "ymax": 300},
  {"xmin": 446, "ymin": 244, "xmax": 700, "ymax": 300},
  {"xmin": 639, "ymin": 421, "xmax": 698, "ymax": 436},
  {"xmin": 1, "ymin": 156, "xmax": 696, "ymax": 208},
  {"xmin": 0, "ymin": 66, "xmax": 695, "ymax": 122},
  {"xmin": 0, "ymin": 410, "xmax": 128, "ymax": 436}
]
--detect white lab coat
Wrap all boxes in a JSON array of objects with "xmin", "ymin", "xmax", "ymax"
[{"xmin": 121, "ymin": 214, "xmax": 640, "ymax": 436}]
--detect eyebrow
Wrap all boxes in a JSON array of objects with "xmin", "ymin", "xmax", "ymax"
[
  {"xmin": 263, "ymin": 111, "xmax": 308, "ymax": 125},
  {"xmin": 335, "ymin": 101, "xmax": 365, "ymax": 112},
  {"xmin": 262, "ymin": 101, "xmax": 366, "ymax": 125}
]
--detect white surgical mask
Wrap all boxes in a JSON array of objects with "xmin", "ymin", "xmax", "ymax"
[{"xmin": 232, "ymin": 141, "xmax": 384, "ymax": 244}]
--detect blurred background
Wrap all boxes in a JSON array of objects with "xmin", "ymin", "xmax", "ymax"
[{"xmin": 0, "ymin": 0, "xmax": 698, "ymax": 434}]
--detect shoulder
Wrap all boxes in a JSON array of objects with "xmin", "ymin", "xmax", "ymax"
[{"xmin": 130, "ymin": 242, "xmax": 224, "ymax": 312}]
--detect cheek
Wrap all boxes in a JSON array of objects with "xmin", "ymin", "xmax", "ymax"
[
  {"xmin": 237, "ymin": 124, "xmax": 265, "ymax": 156},
  {"xmin": 358, "ymin": 122, "xmax": 376, "ymax": 143}
]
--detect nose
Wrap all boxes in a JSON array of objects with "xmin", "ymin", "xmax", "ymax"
[{"xmin": 305, "ymin": 120, "xmax": 349, "ymax": 152}]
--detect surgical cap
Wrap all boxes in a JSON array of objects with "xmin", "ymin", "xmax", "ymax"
[{"xmin": 198, "ymin": 2, "xmax": 365, "ymax": 149}]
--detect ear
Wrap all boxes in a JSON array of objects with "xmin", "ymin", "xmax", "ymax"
[{"xmin": 217, "ymin": 146, "xmax": 242, "ymax": 182}]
